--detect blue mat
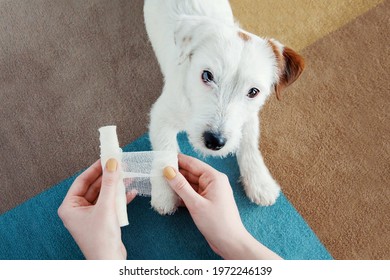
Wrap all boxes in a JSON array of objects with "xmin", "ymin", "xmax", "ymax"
[{"xmin": 0, "ymin": 133, "xmax": 332, "ymax": 260}]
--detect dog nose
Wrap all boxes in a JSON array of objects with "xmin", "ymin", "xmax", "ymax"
[{"xmin": 203, "ymin": 131, "xmax": 226, "ymax": 151}]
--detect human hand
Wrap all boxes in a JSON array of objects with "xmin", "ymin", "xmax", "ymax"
[
  {"xmin": 58, "ymin": 159, "xmax": 136, "ymax": 260},
  {"xmin": 163, "ymin": 154, "xmax": 282, "ymax": 260}
]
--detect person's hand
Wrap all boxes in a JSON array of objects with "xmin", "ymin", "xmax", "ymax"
[
  {"xmin": 58, "ymin": 159, "xmax": 136, "ymax": 260},
  {"xmin": 163, "ymin": 154, "xmax": 282, "ymax": 260}
]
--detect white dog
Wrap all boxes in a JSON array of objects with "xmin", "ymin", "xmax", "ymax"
[{"xmin": 144, "ymin": 0, "xmax": 304, "ymax": 214}]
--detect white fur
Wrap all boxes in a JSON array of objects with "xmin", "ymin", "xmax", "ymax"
[{"xmin": 144, "ymin": 0, "xmax": 283, "ymax": 214}]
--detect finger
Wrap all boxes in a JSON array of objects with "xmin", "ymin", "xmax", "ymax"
[
  {"xmin": 126, "ymin": 190, "xmax": 137, "ymax": 204},
  {"xmin": 97, "ymin": 158, "xmax": 120, "ymax": 207},
  {"xmin": 66, "ymin": 160, "xmax": 102, "ymax": 197},
  {"xmin": 178, "ymin": 154, "xmax": 218, "ymax": 177},
  {"xmin": 83, "ymin": 175, "xmax": 102, "ymax": 204},
  {"xmin": 69, "ymin": 196, "xmax": 92, "ymax": 208},
  {"xmin": 177, "ymin": 183, "xmax": 198, "ymax": 207},
  {"xmin": 179, "ymin": 168, "xmax": 199, "ymax": 185},
  {"xmin": 163, "ymin": 166, "xmax": 203, "ymax": 208},
  {"xmin": 177, "ymin": 170, "xmax": 200, "ymax": 192}
]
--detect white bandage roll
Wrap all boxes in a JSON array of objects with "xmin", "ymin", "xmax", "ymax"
[{"xmin": 99, "ymin": 125, "xmax": 128, "ymax": 227}]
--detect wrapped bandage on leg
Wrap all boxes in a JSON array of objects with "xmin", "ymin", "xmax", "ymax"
[
  {"xmin": 99, "ymin": 126, "xmax": 178, "ymax": 227},
  {"xmin": 121, "ymin": 151, "xmax": 178, "ymax": 196}
]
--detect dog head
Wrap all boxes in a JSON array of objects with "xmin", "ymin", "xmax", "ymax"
[{"xmin": 175, "ymin": 16, "xmax": 304, "ymax": 156}]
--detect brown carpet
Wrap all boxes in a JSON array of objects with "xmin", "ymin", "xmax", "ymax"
[
  {"xmin": 0, "ymin": 0, "xmax": 162, "ymax": 213},
  {"xmin": 0, "ymin": 0, "xmax": 389, "ymax": 259}
]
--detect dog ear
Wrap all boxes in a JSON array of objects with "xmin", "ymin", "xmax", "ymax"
[
  {"xmin": 269, "ymin": 40, "xmax": 305, "ymax": 101},
  {"xmin": 174, "ymin": 16, "xmax": 221, "ymax": 65},
  {"xmin": 174, "ymin": 16, "xmax": 193, "ymax": 64}
]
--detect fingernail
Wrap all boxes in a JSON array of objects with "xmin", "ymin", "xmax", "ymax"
[
  {"xmin": 163, "ymin": 166, "xmax": 176, "ymax": 180},
  {"xmin": 106, "ymin": 158, "xmax": 117, "ymax": 172}
]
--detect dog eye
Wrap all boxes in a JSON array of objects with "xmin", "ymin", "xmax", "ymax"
[
  {"xmin": 202, "ymin": 70, "xmax": 214, "ymax": 84},
  {"xmin": 247, "ymin": 88, "xmax": 260, "ymax": 98}
]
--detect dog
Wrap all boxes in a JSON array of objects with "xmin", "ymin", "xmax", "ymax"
[{"xmin": 144, "ymin": 0, "xmax": 304, "ymax": 214}]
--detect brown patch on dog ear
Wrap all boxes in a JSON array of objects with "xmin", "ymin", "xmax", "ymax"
[
  {"xmin": 269, "ymin": 41, "xmax": 305, "ymax": 101},
  {"xmin": 238, "ymin": 31, "xmax": 251, "ymax": 42}
]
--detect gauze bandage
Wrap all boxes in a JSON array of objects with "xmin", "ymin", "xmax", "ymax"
[
  {"xmin": 99, "ymin": 126, "xmax": 178, "ymax": 227},
  {"xmin": 121, "ymin": 151, "xmax": 178, "ymax": 196}
]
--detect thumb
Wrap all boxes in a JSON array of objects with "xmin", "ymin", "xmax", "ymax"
[
  {"xmin": 163, "ymin": 166, "xmax": 201, "ymax": 208},
  {"xmin": 98, "ymin": 158, "xmax": 120, "ymax": 206}
]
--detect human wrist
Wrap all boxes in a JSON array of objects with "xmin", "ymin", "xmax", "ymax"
[
  {"xmin": 218, "ymin": 228, "xmax": 254, "ymax": 260},
  {"xmin": 83, "ymin": 243, "xmax": 125, "ymax": 260},
  {"xmin": 85, "ymin": 250, "xmax": 125, "ymax": 260}
]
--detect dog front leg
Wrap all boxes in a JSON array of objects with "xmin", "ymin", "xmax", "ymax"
[
  {"xmin": 149, "ymin": 97, "xmax": 181, "ymax": 214},
  {"xmin": 237, "ymin": 115, "xmax": 280, "ymax": 206}
]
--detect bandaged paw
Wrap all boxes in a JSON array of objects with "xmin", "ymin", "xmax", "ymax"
[{"xmin": 99, "ymin": 126, "xmax": 178, "ymax": 226}]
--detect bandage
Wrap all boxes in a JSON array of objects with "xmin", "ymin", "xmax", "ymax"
[
  {"xmin": 121, "ymin": 151, "xmax": 178, "ymax": 196},
  {"xmin": 99, "ymin": 126, "xmax": 177, "ymax": 227}
]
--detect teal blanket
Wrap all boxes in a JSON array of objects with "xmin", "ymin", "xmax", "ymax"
[{"xmin": 0, "ymin": 133, "xmax": 332, "ymax": 259}]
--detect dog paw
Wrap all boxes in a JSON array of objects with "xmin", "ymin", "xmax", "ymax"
[
  {"xmin": 150, "ymin": 176, "xmax": 180, "ymax": 215},
  {"xmin": 241, "ymin": 173, "xmax": 281, "ymax": 206}
]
